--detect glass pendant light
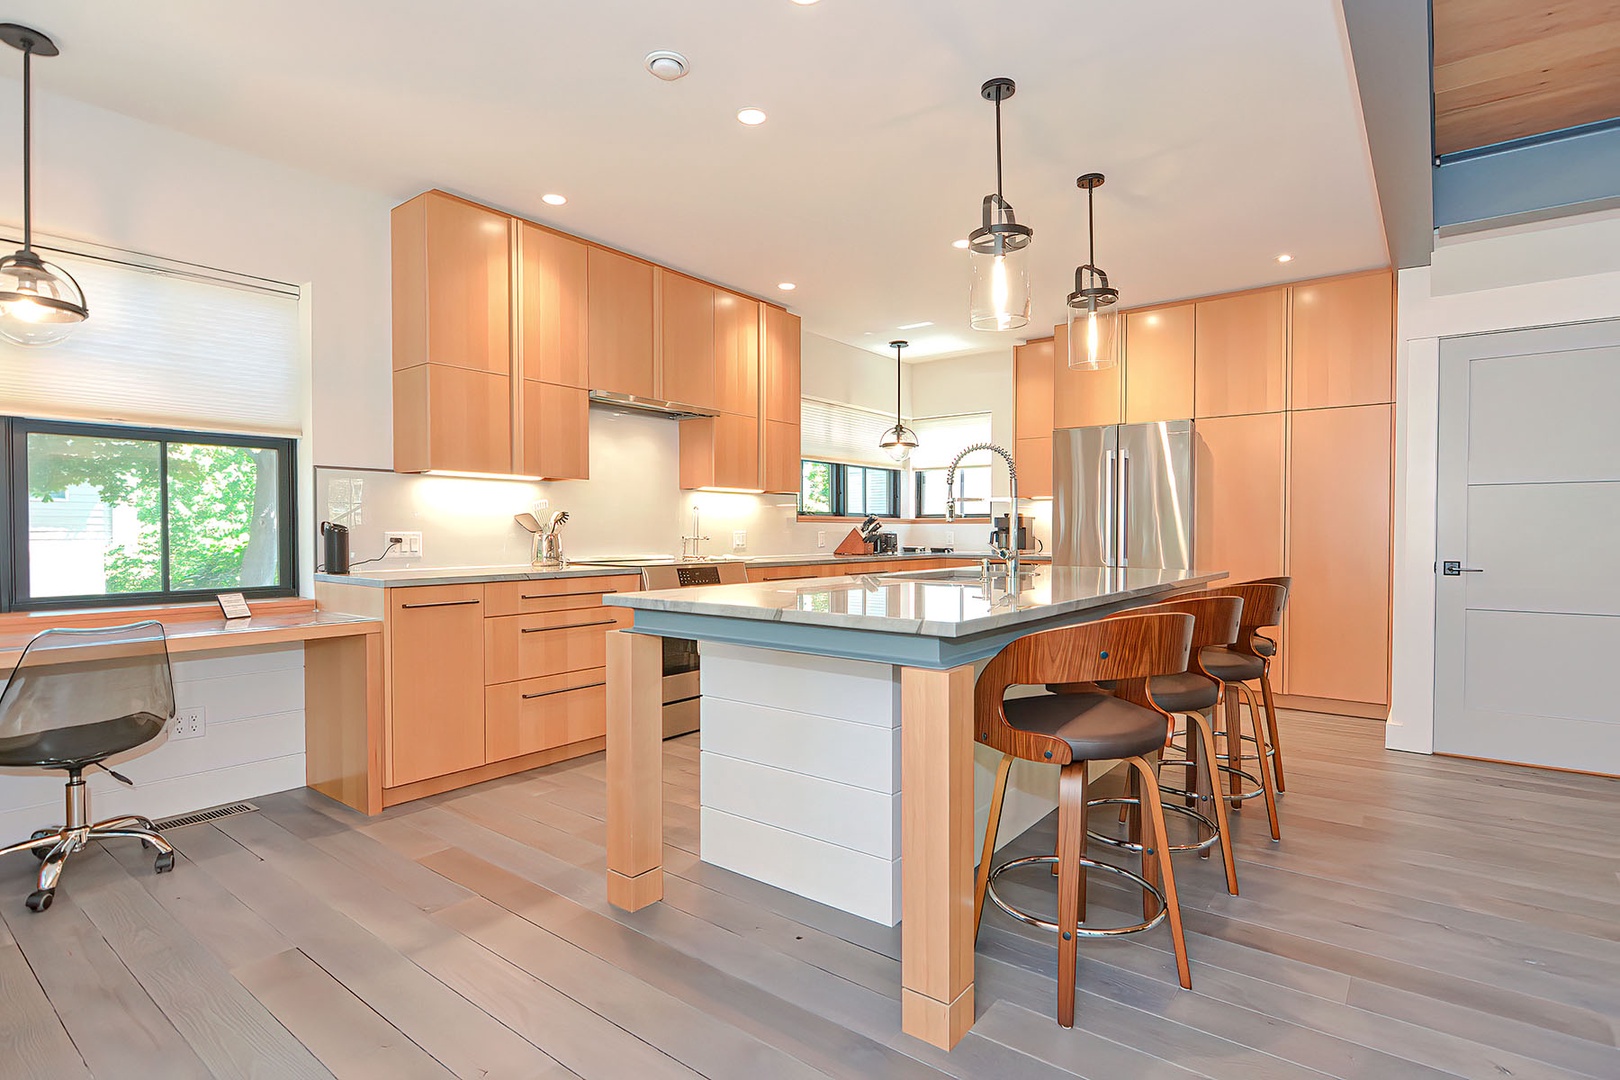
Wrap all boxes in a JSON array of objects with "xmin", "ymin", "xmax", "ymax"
[
  {"xmin": 1066, "ymin": 173, "xmax": 1120, "ymax": 370},
  {"xmin": 0, "ymin": 24, "xmax": 86, "ymax": 347},
  {"xmin": 877, "ymin": 340, "xmax": 918, "ymax": 462},
  {"xmin": 967, "ymin": 78, "xmax": 1031, "ymax": 332}
]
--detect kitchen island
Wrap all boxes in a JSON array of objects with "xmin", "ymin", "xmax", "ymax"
[{"xmin": 603, "ymin": 563, "xmax": 1223, "ymax": 1049}]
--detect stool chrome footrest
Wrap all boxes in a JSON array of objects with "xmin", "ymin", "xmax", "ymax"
[
  {"xmin": 1085, "ymin": 795, "xmax": 1221, "ymax": 854},
  {"xmin": 985, "ymin": 855, "xmax": 1167, "ymax": 938}
]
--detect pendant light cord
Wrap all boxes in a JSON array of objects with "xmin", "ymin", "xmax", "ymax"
[
  {"xmin": 994, "ymin": 96, "xmax": 1004, "ymax": 200},
  {"xmin": 20, "ymin": 38, "xmax": 31, "ymax": 251},
  {"xmin": 894, "ymin": 343, "xmax": 903, "ymax": 425},
  {"xmin": 1086, "ymin": 183, "xmax": 1095, "ymax": 267}
]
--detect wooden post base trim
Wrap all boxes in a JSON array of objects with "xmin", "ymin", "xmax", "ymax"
[
  {"xmin": 901, "ymin": 985, "xmax": 975, "ymax": 1050},
  {"xmin": 607, "ymin": 868, "xmax": 663, "ymax": 911}
]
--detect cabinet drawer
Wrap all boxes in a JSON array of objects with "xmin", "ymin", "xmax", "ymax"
[
  {"xmin": 485, "ymin": 669, "xmax": 607, "ymax": 763},
  {"xmin": 485, "ymin": 606, "xmax": 632, "ymax": 683},
  {"xmin": 484, "ymin": 574, "xmax": 634, "ymax": 616}
]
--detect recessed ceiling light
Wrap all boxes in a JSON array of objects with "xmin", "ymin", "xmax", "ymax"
[
  {"xmin": 541, "ymin": 193, "xmax": 567, "ymax": 206},
  {"xmin": 790, "ymin": 0, "xmax": 823, "ymax": 5},
  {"xmin": 1276, "ymin": 253, "xmax": 1294, "ymax": 263},
  {"xmin": 777, "ymin": 282, "xmax": 796, "ymax": 291},
  {"xmin": 898, "ymin": 321, "xmax": 933, "ymax": 330},
  {"xmin": 951, "ymin": 238, "xmax": 970, "ymax": 249},
  {"xmin": 737, "ymin": 107, "xmax": 768, "ymax": 126},
  {"xmin": 645, "ymin": 50, "xmax": 689, "ymax": 81}
]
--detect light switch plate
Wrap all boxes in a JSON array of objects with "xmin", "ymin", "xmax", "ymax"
[
  {"xmin": 387, "ymin": 530, "xmax": 424, "ymax": 557},
  {"xmin": 945, "ymin": 530, "xmax": 956, "ymax": 546},
  {"xmin": 817, "ymin": 530, "xmax": 827, "ymax": 549},
  {"xmin": 733, "ymin": 530, "xmax": 747, "ymax": 550}
]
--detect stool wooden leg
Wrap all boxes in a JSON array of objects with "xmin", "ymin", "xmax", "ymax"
[
  {"xmin": 1055, "ymin": 762, "xmax": 1088, "ymax": 1028},
  {"xmin": 974, "ymin": 753, "xmax": 1013, "ymax": 942},
  {"xmin": 1186, "ymin": 708, "xmax": 1238, "ymax": 894},
  {"xmin": 1222, "ymin": 683, "xmax": 1243, "ymax": 810},
  {"xmin": 1259, "ymin": 669, "xmax": 1286, "ymax": 792},
  {"xmin": 1133, "ymin": 755, "xmax": 1191, "ymax": 990},
  {"xmin": 1238, "ymin": 682, "xmax": 1281, "ymax": 841}
]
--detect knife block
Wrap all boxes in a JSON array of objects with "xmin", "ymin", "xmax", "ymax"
[{"xmin": 834, "ymin": 529, "xmax": 874, "ymax": 556}]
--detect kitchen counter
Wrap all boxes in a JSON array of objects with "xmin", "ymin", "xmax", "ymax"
[
  {"xmin": 740, "ymin": 549, "xmax": 1051, "ymax": 569},
  {"xmin": 315, "ymin": 564, "xmax": 642, "ymax": 588}
]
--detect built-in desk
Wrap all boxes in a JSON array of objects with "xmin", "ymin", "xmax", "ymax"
[{"xmin": 0, "ymin": 599, "xmax": 384, "ymax": 814}]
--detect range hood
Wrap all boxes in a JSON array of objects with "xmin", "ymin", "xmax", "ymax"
[{"xmin": 587, "ymin": 390, "xmax": 717, "ymax": 421}]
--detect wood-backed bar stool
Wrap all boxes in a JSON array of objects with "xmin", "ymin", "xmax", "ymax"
[
  {"xmin": 1196, "ymin": 582, "xmax": 1287, "ymax": 842},
  {"xmin": 1242, "ymin": 576, "xmax": 1292, "ymax": 793},
  {"xmin": 972, "ymin": 611, "xmax": 1195, "ymax": 1028},
  {"xmin": 1070, "ymin": 595, "xmax": 1245, "ymax": 897}
]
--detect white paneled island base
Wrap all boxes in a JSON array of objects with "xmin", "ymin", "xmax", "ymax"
[{"xmin": 700, "ymin": 642, "xmax": 1062, "ymax": 925}]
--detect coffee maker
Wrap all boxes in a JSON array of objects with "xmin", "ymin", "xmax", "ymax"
[{"xmin": 990, "ymin": 514, "xmax": 1030, "ymax": 553}]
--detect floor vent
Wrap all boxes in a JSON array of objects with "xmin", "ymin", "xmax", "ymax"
[{"xmin": 153, "ymin": 802, "xmax": 259, "ymax": 832}]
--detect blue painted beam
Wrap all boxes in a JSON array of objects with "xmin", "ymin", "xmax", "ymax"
[{"xmin": 1434, "ymin": 120, "xmax": 1620, "ymax": 229}]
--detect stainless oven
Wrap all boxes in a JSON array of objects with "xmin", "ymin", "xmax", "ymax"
[{"xmin": 571, "ymin": 558, "xmax": 748, "ymax": 738}]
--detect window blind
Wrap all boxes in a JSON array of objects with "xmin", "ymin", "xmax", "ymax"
[
  {"xmin": 907, "ymin": 412, "xmax": 993, "ymax": 468},
  {"xmin": 0, "ymin": 246, "xmax": 303, "ymax": 436},
  {"xmin": 800, "ymin": 397, "xmax": 899, "ymax": 467}
]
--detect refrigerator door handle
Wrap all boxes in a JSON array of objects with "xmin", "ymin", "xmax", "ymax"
[
  {"xmin": 1118, "ymin": 449, "xmax": 1131, "ymax": 567},
  {"xmin": 1103, "ymin": 449, "xmax": 1117, "ymax": 566}
]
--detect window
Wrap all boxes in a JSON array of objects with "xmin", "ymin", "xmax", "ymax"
[
  {"xmin": 798, "ymin": 459, "xmax": 901, "ymax": 517},
  {"xmin": 4, "ymin": 418, "xmax": 296, "ymax": 610},
  {"xmin": 909, "ymin": 412, "xmax": 995, "ymax": 517},
  {"xmin": 915, "ymin": 464, "xmax": 992, "ymax": 518}
]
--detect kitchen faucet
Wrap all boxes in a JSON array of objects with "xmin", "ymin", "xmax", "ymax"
[
  {"xmin": 945, "ymin": 442, "xmax": 1021, "ymax": 582},
  {"xmin": 680, "ymin": 506, "xmax": 710, "ymax": 561}
]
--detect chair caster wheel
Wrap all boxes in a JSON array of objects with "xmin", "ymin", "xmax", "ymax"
[
  {"xmin": 29, "ymin": 829, "xmax": 54, "ymax": 861},
  {"xmin": 26, "ymin": 889, "xmax": 53, "ymax": 912},
  {"xmin": 154, "ymin": 851, "xmax": 175, "ymax": 874}
]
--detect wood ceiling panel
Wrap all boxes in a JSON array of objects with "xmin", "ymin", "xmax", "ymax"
[{"xmin": 1433, "ymin": 0, "xmax": 1620, "ymax": 155}]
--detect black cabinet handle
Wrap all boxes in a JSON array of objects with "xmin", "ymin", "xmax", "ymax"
[
  {"xmin": 523, "ymin": 680, "xmax": 607, "ymax": 700},
  {"xmin": 520, "ymin": 589, "xmax": 619, "ymax": 600},
  {"xmin": 521, "ymin": 618, "xmax": 618, "ymax": 634},
  {"xmin": 401, "ymin": 599, "xmax": 481, "ymax": 609}
]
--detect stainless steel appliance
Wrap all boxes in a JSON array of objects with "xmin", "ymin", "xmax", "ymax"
[
  {"xmin": 1053, "ymin": 420, "xmax": 1194, "ymax": 569},
  {"xmin": 874, "ymin": 532, "xmax": 898, "ymax": 554},
  {"xmin": 569, "ymin": 556, "xmax": 749, "ymax": 738}
]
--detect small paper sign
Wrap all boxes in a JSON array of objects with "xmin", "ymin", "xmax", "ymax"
[{"xmin": 217, "ymin": 592, "xmax": 252, "ymax": 620}]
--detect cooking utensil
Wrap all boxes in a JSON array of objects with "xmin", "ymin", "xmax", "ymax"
[{"xmin": 514, "ymin": 513, "xmax": 542, "ymax": 533}]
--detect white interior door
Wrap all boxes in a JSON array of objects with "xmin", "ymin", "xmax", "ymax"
[{"xmin": 1435, "ymin": 319, "xmax": 1620, "ymax": 774}]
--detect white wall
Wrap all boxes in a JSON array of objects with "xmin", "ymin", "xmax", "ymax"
[{"xmin": 1389, "ymin": 210, "xmax": 1620, "ymax": 754}]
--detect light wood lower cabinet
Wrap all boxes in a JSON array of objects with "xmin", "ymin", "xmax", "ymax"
[
  {"xmin": 486, "ymin": 670, "xmax": 608, "ymax": 763},
  {"xmin": 387, "ymin": 585, "xmax": 486, "ymax": 787}
]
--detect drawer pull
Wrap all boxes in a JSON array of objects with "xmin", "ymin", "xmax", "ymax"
[
  {"xmin": 520, "ymin": 618, "xmax": 618, "ymax": 634},
  {"xmin": 520, "ymin": 589, "xmax": 619, "ymax": 600},
  {"xmin": 401, "ymin": 599, "xmax": 481, "ymax": 609},
  {"xmin": 523, "ymin": 680, "xmax": 607, "ymax": 700}
]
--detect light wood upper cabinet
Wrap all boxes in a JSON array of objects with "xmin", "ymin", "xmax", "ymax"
[
  {"xmin": 659, "ymin": 270, "xmax": 717, "ymax": 409},
  {"xmin": 393, "ymin": 365, "xmax": 512, "ymax": 475},
  {"xmin": 521, "ymin": 380, "xmax": 588, "ymax": 481},
  {"xmin": 518, "ymin": 224, "xmax": 589, "ymax": 389},
  {"xmin": 1015, "ymin": 337, "xmax": 1054, "ymax": 440},
  {"xmin": 587, "ymin": 246, "xmax": 655, "ymax": 398},
  {"xmin": 1284, "ymin": 404, "xmax": 1392, "ymax": 705},
  {"xmin": 763, "ymin": 307, "xmax": 801, "ymax": 424},
  {"xmin": 1124, "ymin": 305, "xmax": 1195, "ymax": 423},
  {"xmin": 392, "ymin": 191, "xmax": 512, "ymax": 376},
  {"xmin": 1193, "ymin": 413, "xmax": 1286, "ymax": 587},
  {"xmin": 387, "ymin": 584, "xmax": 486, "ymax": 787},
  {"xmin": 715, "ymin": 292, "xmax": 760, "ymax": 416},
  {"xmin": 1194, "ymin": 288, "xmax": 1286, "ymax": 417},
  {"xmin": 1290, "ymin": 270, "xmax": 1394, "ymax": 409},
  {"xmin": 1015, "ymin": 436, "xmax": 1052, "ymax": 499},
  {"xmin": 681, "ymin": 413, "xmax": 759, "ymax": 491},
  {"xmin": 764, "ymin": 419, "xmax": 800, "ymax": 494},
  {"xmin": 1052, "ymin": 321, "xmax": 1123, "ymax": 428}
]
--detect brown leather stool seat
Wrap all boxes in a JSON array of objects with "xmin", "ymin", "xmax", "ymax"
[
  {"xmin": 1062, "ymin": 673, "xmax": 1219, "ymax": 716},
  {"xmin": 1003, "ymin": 692, "xmax": 1168, "ymax": 762},
  {"xmin": 1200, "ymin": 646, "xmax": 1265, "ymax": 684},
  {"xmin": 1252, "ymin": 635, "xmax": 1277, "ymax": 658}
]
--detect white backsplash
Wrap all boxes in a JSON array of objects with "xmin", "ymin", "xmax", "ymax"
[{"xmin": 316, "ymin": 409, "xmax": 1051, "ymax": 571}]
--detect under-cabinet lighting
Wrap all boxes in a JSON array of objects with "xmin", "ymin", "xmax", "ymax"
[{"xmin": 424, "ymin": 470, "xmax": 544, "ymax": 482}]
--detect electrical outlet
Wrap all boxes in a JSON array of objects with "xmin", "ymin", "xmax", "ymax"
[
  {"xmin": 172, "ymin": 706, "xmax": 205, "ymax": 740},
  {"xmin": 386, "ymin": 530, "xmax": 423, "ymax": 556},
  {"xmin": 817, "ymin": 530, "xmax": 827, "ymax": 549},
  {"xmin": 732, "ymin": 530, "xmax": 747, "ymax": 550},
  {"xmin": 945, "ymin": 530, "xmax": 956, "ymax": 547}
]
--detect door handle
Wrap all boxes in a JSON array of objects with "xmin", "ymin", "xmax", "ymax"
[{"xmin": 1441, "ymin": 561, "xmax": 1484, "ymax": 576}]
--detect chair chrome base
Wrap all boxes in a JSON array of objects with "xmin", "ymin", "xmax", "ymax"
[
  {"xmin": 0, "ymin": 773, "xmax": 175, "ymax": 912},
  {"xmin": 985, "ymin": 854, "xmax": 1168, "ymax": 938},
  {"xmin": 1085, "ymin": 794, "xmax": 1222, "ymax": 855}
]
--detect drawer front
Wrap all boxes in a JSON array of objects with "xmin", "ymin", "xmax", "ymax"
[
  {"xmin": 485, "ymin": 605, "xmax": 632, "ymax": 683},
  {"xmin": 484, "ymin": 574, "xmax": 635, "ymax": 616},
  {"xmin": 485, "ymin": 669, "xmax": 607, "ymax": 762}
]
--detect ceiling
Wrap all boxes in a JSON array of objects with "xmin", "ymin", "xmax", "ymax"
[
  {"xmin": 4, "ymin": 0, "xmax": 1386, "ymax": 360},
  {"xmin": 1433, "ymin": 0, "xmax": 1620, "ymax": 157}
]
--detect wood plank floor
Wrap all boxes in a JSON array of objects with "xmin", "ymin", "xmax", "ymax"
[{"xmin": 2, "ymin": 711, "xmax": 1617, "ymax": 1079}]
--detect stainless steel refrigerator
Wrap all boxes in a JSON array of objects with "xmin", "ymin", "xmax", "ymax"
[{"xmin": 1052, "ymin": 420, "xmax": 1195, "ymax": 569}]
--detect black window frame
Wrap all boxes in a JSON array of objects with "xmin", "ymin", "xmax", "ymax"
[
  {"xmin": 798, "ymin": 459, "xmax": 901, "ymax": 518},
  {"xmin": 3, "ymin": 416, "xmax": 298, "ymax": 612}
]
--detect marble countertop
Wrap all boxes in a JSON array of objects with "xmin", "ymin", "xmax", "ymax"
[
  {"xmin": 741, "ymin": 550, "xmax": 1052, "ymax": 568},
  {"xmin": 315, "ymin": 564, "xmax": 643, "ymax": 588},
  {"xmin": 605, "ymin": 564, "xmax": 1224, "ymax": 639}
]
